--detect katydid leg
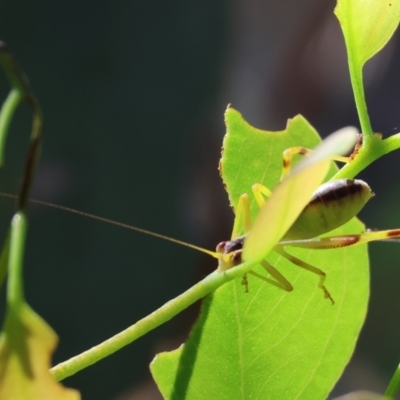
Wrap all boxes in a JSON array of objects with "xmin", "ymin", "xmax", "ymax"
[
  {"xmin": 280, "ymin": 146, "xmax": 349, "ymax": 180},
  {"xmin": 247, "ymin": 260, "xmax": 293, "ymax": 292},
  {"xmin": 279, "ymin": 229, "xmax": 400, "ymax": 250},
  {"xmin": 275, "ymin": 247, "xmax": 334, "ymax": 304}
]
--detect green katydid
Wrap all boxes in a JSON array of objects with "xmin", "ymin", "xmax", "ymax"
[
  {"xmin": 48, "ymin": 126, "xmax": 365, "ymax": 382},
  {"xmin": 1, "ymin": 125, "xmax": 373, "ymax": 306}
]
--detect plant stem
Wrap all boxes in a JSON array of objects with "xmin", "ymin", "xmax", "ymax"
[
  {"xmin": 332, "ymin": 133, "xmax": 400, "ymax": 180},
  {"xmin": 0, "ymin": 89, "xmax": 23, "ymax": 166},
  {"xmin": 337, "ymin": 11, "xmax": 372, "ymax": 136},
  {"xmin": 50, "ymin": 261, "xmax": 253, "ymax": 381},
  {"xmin": 384, "ymin": 362, "xmax": 400, "ymax": 399},
  {"xmin": 347, "ymin": 60, "xmax": 372, "ymax": 135},
  {"xmin": 0, "ymin": 41, "xmax": 43, "ymax": 210},
  {"xmin": 8, "ymin": 213, "xmax": 28, "ymax": 308}
]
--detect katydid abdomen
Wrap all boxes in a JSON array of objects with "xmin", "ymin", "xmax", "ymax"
[{"xmin": 282, "ymin": 179, "xmax": 373, "ymax": 240}]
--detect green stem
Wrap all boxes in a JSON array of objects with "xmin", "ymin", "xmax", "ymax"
[
  {"xmin": 0, "ymin": 43, "xmax": 43, "ymax": 302},
  {"xmin": 7, "ymin": 213, "xmax": 28, "ymax": 308},
  {"xmin": 384, "ymin": 362, "xmax": 400, "ymax": 399},
  {"xmin": 378, "ymin": 132, "xmax": 400, "ymax": 154},
  {"xmin": 348, "ymin": 61, "xmax": 372, "ymax": 135},
  {"xmin": 51, "ymin": 259, "xmax": 254, "ymax": 381},
  {"xmin": 339, "ymin": 11, "xmax": 372, "ymax": 136},
  {"xmin": 332, "ymin": 133, "xmax": 400, "ymax": 180},
  {"xmin": 0, "ymin": 41, "xmax": 43, "ymax": 211},
  {"xmin": 0, "ymin": 89, "xmax": 23, "ymax": 166},
  {"xmin": 17, "ymin": 101, "xmax": 42, "ymax": 211},
  {"xmin": 0, "ymin": 232, "xmax": 10, "ymax": 290}
]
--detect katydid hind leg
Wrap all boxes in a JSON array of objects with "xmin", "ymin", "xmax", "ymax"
[
  {"xmin": 275, "ymin": 247, "xmax": 334, "ymax": 304},
  {"xmin": 247, "ymin": 260, "xmax": 293, "ymax": 292},
  {"xmin": 280, "ymin": 228, "xmax": 400, "ymax": 251}
]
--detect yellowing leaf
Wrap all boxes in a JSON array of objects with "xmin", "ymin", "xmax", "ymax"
[{"xmin": 0, "ymin": 303, "xmax": 79, "ymax": 400}]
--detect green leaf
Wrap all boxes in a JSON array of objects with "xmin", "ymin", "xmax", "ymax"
[
  {"xmin": 150, "ymin": 109, "xmax": 368, "ymax": 399},
  {"xmin": 335, "ymin": 0, "xmax": 400, "ymax": 135},
  {"xmin": 335, "ymin": 0, "xmax": 400, "ymax": 66}
]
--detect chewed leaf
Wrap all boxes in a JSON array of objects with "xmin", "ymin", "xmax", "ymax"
[
  {"xmin": 244, "ymin": 127, "xmax": 358, "ymax": 263},
  {"xmin": 335, "ymin": 0, "xmax": 400, "ymax": 66},
  {"xmin": 0, "ymin": 303, "xmax": 79, "ymax": 400},
  {"xmin": 221, "ymin": 108, "xmax": 326, "ymax": 215},
  {"xmin": 151, "ymin": 109, "xmax": 368, "ymax": 399}
]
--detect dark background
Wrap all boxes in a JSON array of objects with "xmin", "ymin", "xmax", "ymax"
[{"xmin": 0, "ymin": 0, "xmax": 400, "ymax": 399}]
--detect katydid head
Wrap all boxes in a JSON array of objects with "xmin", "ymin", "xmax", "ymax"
[{"xmin": 215, "ymin": 237, "xmax": 245, "ymax": 272}]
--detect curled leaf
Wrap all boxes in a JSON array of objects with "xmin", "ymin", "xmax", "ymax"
[{"xmin": 0, "ymin": 303, "xmax": 80, "ymax": 400}]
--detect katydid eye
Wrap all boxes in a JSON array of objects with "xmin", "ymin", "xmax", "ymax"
[{"xmin": 216, "ymin": 241, "xmax": 227, "ymax": 253}]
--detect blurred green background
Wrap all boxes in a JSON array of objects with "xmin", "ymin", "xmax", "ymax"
[{"xmin": 1, "ymin": 0, "xmax": 400, "ymax": 399}]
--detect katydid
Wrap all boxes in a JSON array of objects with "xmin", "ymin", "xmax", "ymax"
[
  {"xmin": 1, "ymin": 126, "xmax": 391, "ymax": 304},
  {"xmin": 216, "ymin": 178, "xmax": 373, "ymax": 304}
]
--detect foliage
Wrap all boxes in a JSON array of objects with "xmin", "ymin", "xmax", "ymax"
[
  {"xmin": 150, "ymin": 116, "xmax": 367, "ymax": 399},
  {"xmin": 1, "ymin": 0, "xmax": 400, "ymax": 399}
]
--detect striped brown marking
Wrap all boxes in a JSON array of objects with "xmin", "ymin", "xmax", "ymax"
[
  {"xmin": 282, "ymin": 147, "xmax": 310, "ymax": 172},
  {"xmin": 388, "ymin": 229, "xmax": 400, "ymax": 237},
  {"xmin": 285, "ymin": 235, "xmax": 361, "ymax": 249},
  {"xmin": 298, "ymin": 147, "xmax": 308, "ymax": 155},
  {"xmin": 283, "ymin": 158, "xmax": 289, "ymax": 169},
  {"xmin": 308, "ymin": 180, "xmax": 364, "ymax": 207},
  {"xmin": 319, "ymin": 235, "xmax": 361, "ymax": 248}
]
